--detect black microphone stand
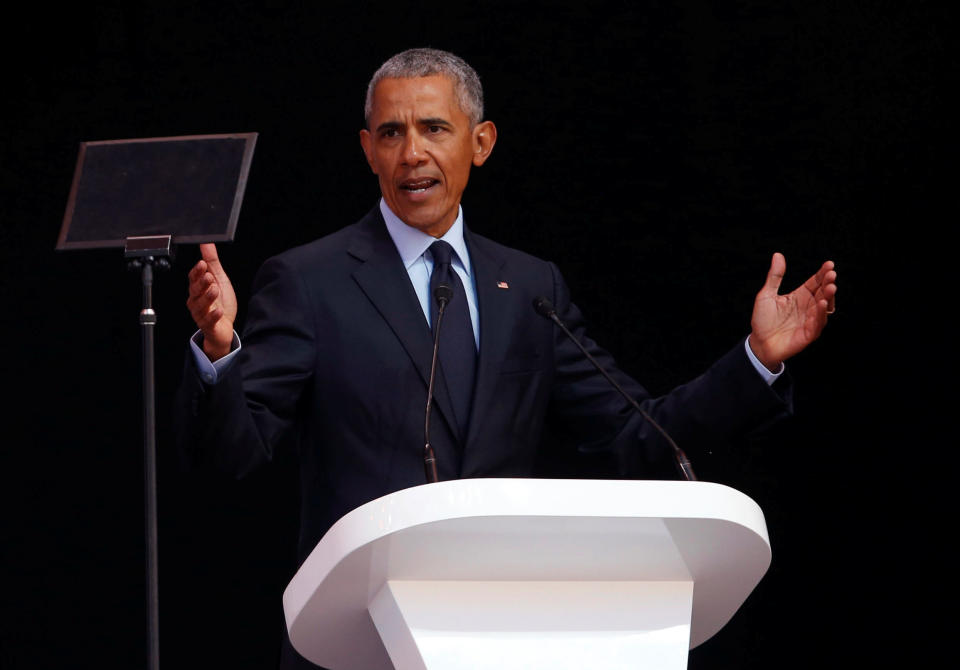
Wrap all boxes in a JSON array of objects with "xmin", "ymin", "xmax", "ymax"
[
  {"xmin": 533, "ymin": 297, "xmax": 697, "ymax": 482},
  {"xmin": 424, "ymin": 283, "xmax": 453, "ymax": 483},
  {"xmin": 125, "ymin": 235, "xmax": 172, "ymax": 670}
]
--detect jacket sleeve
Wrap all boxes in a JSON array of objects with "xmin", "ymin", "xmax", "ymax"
[
  {"xmin": 544, "ymin": 261, "xmax": 792, "ymax": 479},
  {"xmin": 174, "ymin": 254, "xmax": 318, "ymax": 478}
]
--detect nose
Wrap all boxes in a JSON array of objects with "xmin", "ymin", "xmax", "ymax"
[{"xmin": 401, "ymin": 130, "xmax": 426, "ymax": 166}]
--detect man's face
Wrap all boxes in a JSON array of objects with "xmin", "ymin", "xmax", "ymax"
[{"xmin": 360, "ymin": 75, "xmax": 496, "ymax": 237}]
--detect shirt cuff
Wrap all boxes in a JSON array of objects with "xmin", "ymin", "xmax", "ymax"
[
  {"xmin": 744, "ymin": 336, "xmax": 784, "ymax": 386},
  {"xmin": 189, "ymin": 330, "xmax": 241, "ymax": 384}
]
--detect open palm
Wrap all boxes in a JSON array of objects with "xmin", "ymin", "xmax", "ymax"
[{"xmin": 749, "ymin": 253, "xmax": 837, "ymax": 371}]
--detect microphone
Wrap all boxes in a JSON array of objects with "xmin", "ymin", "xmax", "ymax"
[
  {"xmin": 533, "ymin": 296, "xmax": 697, "ymax": 481},
  {"xmin": 423, "ymin": 282, "xmax": 453, "ymax": 483}
]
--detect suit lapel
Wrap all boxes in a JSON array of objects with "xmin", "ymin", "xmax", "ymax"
[
  {"xmin": 347, "ymin": 209, "xmax": 459, "ymax": 441},
  {"xmin": 463, "ymin": 230, "xmax": 511, "ymax": 455}
]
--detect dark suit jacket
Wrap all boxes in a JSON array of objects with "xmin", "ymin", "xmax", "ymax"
[{"xmin": 177, "ymin": 206, "xmax": 790, "ymax": 561}]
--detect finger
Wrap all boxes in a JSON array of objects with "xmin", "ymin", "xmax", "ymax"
[
  {"xmin": 806, "ymin": 265, "xmax": 837, "ymax": 310},
  {"xmin": 199, "ymin": 243, "xmax": 219, "ymax": 263},
  {"xmin": 803, "ymin": 297, "xmax": 830, "ymax": 342},
  {"xmin": 187, "ymin": 272, "xmax": 207, "ymax": 299},
  {"xmin": 824, "ymin": 263, "xmax": 837, "ymax": 313},
  {"xmin": 761, "ymin": 252, "xmax": 786, "ymax": 295},
  {"xmin": 824, "ymin": 280, "xmax": 837, "ymax": 314},
  {"xmin": 188, "ymin": 271, "xmax": 216, "ymax": 299},
  {"xmin": 187, "ymin": 280, "xmax": 220, "ymax": 316},
  {"xmin": 802, "ymin": 262, "xmax": 834, "ymax": 297},
  {"xmin": 808, "ymin": 270, "xmax": 836, "ymax": 299},
  {"xmin": 187, "ymin": 293, "xmax": 212, "ymax": 324},
  {"xmin": 811, "ymin": 261, "xmax": 835, "ymax": 287},
  {"xmin": 199, "ymin": 243, "xmax": 225, "ymax": 274},
  {"xmin": 188, "ymin": 260, "xmax": 208, "ymax": 283}
]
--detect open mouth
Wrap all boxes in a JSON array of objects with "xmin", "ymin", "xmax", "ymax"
[{"xmin": 399, "ymin": 177, "xmax": 440, "ymax": 194}]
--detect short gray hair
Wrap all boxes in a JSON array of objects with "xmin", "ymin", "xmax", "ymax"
[{"xmin": 364, "ymin": 48, "xmax": 484, "ymax": 127}]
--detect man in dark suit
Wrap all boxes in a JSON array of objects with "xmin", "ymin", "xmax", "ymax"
[{"xmin": 179, "ymin": 48, "xmax": 836, "ymax": 668}]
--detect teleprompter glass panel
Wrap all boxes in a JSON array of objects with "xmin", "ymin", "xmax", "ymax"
[{"xmin": 57, "ymin": 133, "xmax": 257, "ymax": 250}]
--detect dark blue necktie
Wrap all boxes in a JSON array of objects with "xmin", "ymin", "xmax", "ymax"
[{"xmin": 428, "ymin": 240, "xmax": 476, "ymax": 439}]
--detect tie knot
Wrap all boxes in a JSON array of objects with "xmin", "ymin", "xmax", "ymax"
[{"xmin": 429, "ymin": 240, "xmax": 455, "ymax": 267}]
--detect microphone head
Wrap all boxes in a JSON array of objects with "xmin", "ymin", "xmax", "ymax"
[
  {"xmin": 433, "ymin": 282, "xmax": 453, "ymax": 306},
  {"xmin": 533, "ymin": 296, "xmax": 556, "ymax": 318}
]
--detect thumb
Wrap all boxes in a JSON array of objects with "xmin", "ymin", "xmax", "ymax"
[
  {"xmin": 761, "ymin": 252, "xmax": 786, "ymax": 296},
  {"xmin": 199, "ymin": 243, "xmax": 222, "ymax": 269}
]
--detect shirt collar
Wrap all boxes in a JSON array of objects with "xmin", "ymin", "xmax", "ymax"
[{"xmin": 379, "ymin": 198, "xmax": 472, "ymax": 276}]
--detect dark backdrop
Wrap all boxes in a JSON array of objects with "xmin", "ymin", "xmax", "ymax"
[{"xmin": 1, "ymin": 2, "xmax": 948, "ymax": 668}]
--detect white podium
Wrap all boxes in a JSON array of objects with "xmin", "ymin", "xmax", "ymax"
[{"xmin": 283, "ymin": 479, "xmax": 771, "ymax": 670}]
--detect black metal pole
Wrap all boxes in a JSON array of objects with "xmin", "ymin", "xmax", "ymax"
[{"xmin": 140, "ymin": 260, "xmax": 160, "ymax": 670}]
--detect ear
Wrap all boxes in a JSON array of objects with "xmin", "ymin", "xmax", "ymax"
[
  {"xmin": 471, "ymin": 120, "xmax": 497, "ymax": 167},
  {"xmin": 359, "ymin": 128, "xmax": 377, "ymax": 173}
]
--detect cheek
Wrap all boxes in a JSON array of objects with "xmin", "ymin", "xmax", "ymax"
[
  {"xmin": 369, "ymin": 148, "xmax": 395, "ymax": 174},
  {"xmin": 377, "ymin": 160, "xmax": 399, "ymax": 180}
]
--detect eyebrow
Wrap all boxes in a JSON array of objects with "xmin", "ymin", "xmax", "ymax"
[
  {"xmin": 419, "ymin": 117, "xmax": 451, "ymax": 127},
  {"xmin": 375, "ymin": 117, "xmax": 453, "ymax": 133}
]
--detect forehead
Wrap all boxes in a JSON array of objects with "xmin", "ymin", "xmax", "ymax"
[{"xmin": 369, "ymin": 75, "xmax": 467, "ymax": 123}]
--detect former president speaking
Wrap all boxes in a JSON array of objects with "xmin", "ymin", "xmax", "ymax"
[{"xmin": 176, "ymin": 48, "xmax": 837, "ymax": 669}]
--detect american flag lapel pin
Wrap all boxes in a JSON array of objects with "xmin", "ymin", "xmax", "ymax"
[{"xmin": 496, "ymin": 281, "xmax": 509, "ymax": 289}]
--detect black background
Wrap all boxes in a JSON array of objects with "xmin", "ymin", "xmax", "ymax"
[{"xmin": 1, "ymin": 2, "xmax": 949, "ymax": 668}]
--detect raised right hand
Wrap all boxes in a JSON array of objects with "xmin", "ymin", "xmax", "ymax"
[{"xmin": 186, "ymin": 243, "xmax": 237, "ymax": 361}]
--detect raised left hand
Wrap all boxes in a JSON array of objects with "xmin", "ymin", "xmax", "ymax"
[{"xmin": 749, "ymin": 253, "xmax": 837, "ymax": 372}]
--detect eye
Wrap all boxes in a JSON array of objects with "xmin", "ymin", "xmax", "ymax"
[{"xmin": 428, "ymin": 125, "xmax": 444, "ymax": 134}]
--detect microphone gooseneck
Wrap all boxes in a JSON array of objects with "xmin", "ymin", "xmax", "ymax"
[
  {"xmin": 532, "ymin": 296, "xmax": 697, "ymax": 481},
  {"xmin": 423, "ymin": 282, "xmax": 453, "ymax": 483}
]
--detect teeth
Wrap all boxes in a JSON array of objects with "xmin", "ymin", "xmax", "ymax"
[{"xmin": 402, "ymin": 179, "xmax": 437, "ymax": 191}]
